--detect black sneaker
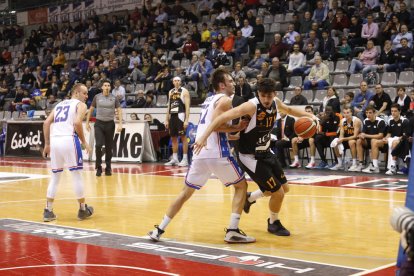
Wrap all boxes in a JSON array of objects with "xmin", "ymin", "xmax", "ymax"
[
  {"xmin": 224, "ymin": 228, "xmax": 255, "ymax": 243},
  {"xmin": 267, "ymin": 219, "xmax": 290, "ymax": 236},
  {"xmin": 43, "ymin": 209, "xmax": 56, "ymax": 222},
  {"xmin": 96, "ymin": 167, "xmax": 102, "ymax": 177},
  {"xmin": 105, "ymin": 168, "xmax": 112, "ymax": 176},
  {"xmin": 243, "ymin": 192, "xmax": 256, "ymax": 214},
  {"xmin": 78, "ymin": 204, "xmax": 94, "ymax": 220},
  {"xmin": 148, "ymin": 225, "xmax": 165, "ymax": 241}
]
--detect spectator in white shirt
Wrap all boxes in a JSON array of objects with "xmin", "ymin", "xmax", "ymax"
[
  {"xmin": 112, "ymin": 79, "xmax": 126, "ymax": 108},
  {"xmin": 283, "ymin": 24, "xmax": 300, "ymax": 45},
  {"xmin": 128, "ymin": 50, "xmax": 141, "ymax": 70},
  {"xmin": 392, "ymin": 24, "xmax": 413, "ymax": 49},
  {"xmin": 287, "ymin": 43, "xmax": 305, "ymax": 73},
  {"xmin": 241, "ymin": 19, "xmax": 253, "ymax": 38}
]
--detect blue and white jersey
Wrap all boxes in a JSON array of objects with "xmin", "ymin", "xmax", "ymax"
[
  {"xmin": 193, "ymin": 93, "xmax": 231, "ymax": 159},
  {"xmin": 51, "ymin": 99, "xmax": 80, "ymax": 137}
]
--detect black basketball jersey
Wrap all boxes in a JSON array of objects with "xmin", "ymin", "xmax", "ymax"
[
  {"xmin": 168, "ymin": 87, "xmax": 185, "ymax": 114},
  {"xmin": 388, "ymin": 118, "xmax": 409, "ymax": 137},
  {"xmin": 362, "ymin": 117, "xmax": 386, "ymax": 135},
  {"xmin": 239, "ymin": 97, "xmax": 277, "ymax": 156}
]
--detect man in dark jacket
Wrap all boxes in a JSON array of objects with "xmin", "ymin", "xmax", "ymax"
[
  {"xmin": 290, "ymin": 86, "xmax": 309, "ymax": 105},
  {"xmin": 272, "ymin": 112, "xmax": 296, "ymax": 168},
  {"xmin": 266, "ymin": 57, "xmax": 288, "ymax": 91}
]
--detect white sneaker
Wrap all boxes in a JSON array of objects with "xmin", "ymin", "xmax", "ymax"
[
  {"xmin": 305, "ymin": 161, "xmax": 316, "ymax": 169},
  {"xmin": 385, "ymin": 165, "xmax": 397, "ymax": 175},
  {"xmin": 164, "ymin": 159, "xmax": 178, "ymax": 166},
  {"xmin": 224, "ymin": 228, "xmax": 256, "ymax": 243},
  {"xmin": 348, "ymin": 164, "xmax": 361, "ymax": 172},
  {"xmin": 178, "ymin": 159, "xmax": 189, "ymax": 167},
  {"xmin": 330, "ymin": 163, "xmax": 344, "ymax": 171},
  {"xmin": 362, "ymin": 163, "xmax": 380, "ymax": 173},
  {"xmin": 289, "ymin": 161, "xmax": 301, "ymax": 168},
  {"xmin": 148, "ymin": 225, "xmax": 165, "ymax": 241}
]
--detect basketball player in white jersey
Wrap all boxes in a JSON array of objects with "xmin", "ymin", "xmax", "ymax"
[
  {"xmin": 194, "ymin": 78, "xmax": 318, "ymax": 236},
  {"xmin": 148, "ymin": 68, "xmax": 255, "ymax": 243},
  {"xmin": 42, "ymin": 83, "xmax": 94, "ymax": 222}
]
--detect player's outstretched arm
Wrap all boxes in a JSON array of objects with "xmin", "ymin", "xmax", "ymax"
[
  {"xmin": 193, "ymin": 101, "xmax": 255, "ymax": 155},
  {"xmin": 275, "ymin": 97, "xmax": 318, "ymax": 120}
]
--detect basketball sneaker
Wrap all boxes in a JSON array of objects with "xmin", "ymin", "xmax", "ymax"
[
  {"xmin": 78, "ymin": 205, "xmax": 94, "ymax": 220},
  {"xmin": 362, "ymin": 163, "xmax": 380, "ymax": 174},
  {"xmin": 243, "ymin": 192, "xmax": 256, "ymax": 214},
  {"xmin": 224, "ymin": 228, "xmax": 256, "ymax": 243},
  {"xmin": 43, "ymin": 209, "xmax": 56, "ymax": 222},
  {"xmin": 105, "ymin": 167, "xmax": 112, "ymax": 176},
  {"xmin": 315, "ymin": 161, "xmax": 329, "ymax": 169},
  {"xmin": 305, "ymin": 161, "xmax": 316, "ymax": 169},
  {"xmin": 164, "ymin": 159, "xmax": 178, "ymax": 166},
  {"xmin": 178, "ymin": 159, "xmax": 189, "ymax": 167},
  {"xmin": 267, "ymin": 219, "xmax": 290, "ymax": 236},
  {"xmin": 148, "ymin": 225, "xmax": 165, "ymax": 241},
  {"xmin": 329, "ymin": 163, "xmax": 344, "ymax": 171},
  {"xmin": 96, "ymin": 166, "xmax": 102, "ymax": 177},
  {"xmin": 289, "ymin": 161, "xmax": 301, "ymax": 168},
  {"xmin": 385, "ymin": 165, "xmax": 397, "ymax": 175}
]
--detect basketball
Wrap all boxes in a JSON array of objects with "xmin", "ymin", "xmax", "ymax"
[{"xmin": 294, "ymin": 117, "xmax": 317, "ymax": 139}]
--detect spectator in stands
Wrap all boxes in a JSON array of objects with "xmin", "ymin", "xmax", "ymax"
[
  {"xmin": 290, "ymin": 86, "xmax": 309, "ymax": 105},
  {"xmin": 300, "ymin": 11, "xmax": 313, "ymax": 35},
  {"xmin": 340, "ymin": 91, "xmax": 354, "ymax": 110},
  {"xmin": 0, "ymin": 80, "xmax": 8, "ymax": 106},
  {"xmin": 199, "ymin": 23, "xmax": 211, "ymax": 49},
  {"xmin": 52, "ymin": 50, "xmax": 66, "ymax": 78},
  {"xmin": 77, "ymin": 54, "xmax": 89, "ymax": 77},
  {"xmin": 331, "ymin": 8, "xmax": 350, "ymax": 38},
  {"xmin": 273, "ymin": 112, "xmax": 296, "ymax": 168},
  {"xmin": 241, "ymin": 19, "xmax": 253, "ymax": 38},
  {"xmin": 268, "ymin": 33, "xmax": 289, "ymax": 60},
  {"xmin": 392, "ymin": 25, "xmax": 413, "ymax": 49},
  {"xmin": 322, "ymin": 9, "xmax": 335, "ymax": 32},
  {"xmin": 181, "ymin": 34, "xmax": 198, "ymax": 60},
  {"xmin": 397, "ymin": 2, "xmax": 411, "ymax": 26},
  {"xmin": 283, "ymin": 24, "xmax": 300, "ymax": 46},
  {"xmin": 248, "ymin": 17, "xmax": 265, "ymax": 54},
  {"xmin": 394, "ymin": 87, "xmax": 412, "ymax": 116},
  {"xmin": 348, "ymin": 39, "xmax": 378, "ymax": 77},
  {"xmin": 355, "ymin": 106, "xmax": 386, "ymax": 173},
  {"xmin": 294, "ymin": 42, "xmax": 319, "ymax": 76},
  {"xmin": 4, "ymin": 68, "xmax": 15, "ymax": 89},
  {"xmin": 366, "ymin": 0, "xmax": 380, "ymax": 12},
  {"xmin": 232, "ymin": 30, "xmax": 248, "ymax": 61},
  {"xmin": 318, "ymin": 30, "xmax": 335, "ymax": 60},
  {"xmin": 27, "ymin": 51, "xmax": 40, "ymax": 70},
  {"xmin": 369, "ymin": 84, "xmax": 392, "ymax": 117},
  {"xmin": 303, "ymin": 55, "xmax": 330, "ymax": 90},
  {"xmin": 384, "ymin": 103, "xmax": 410, "ymax": 175},
  {"xmin": 215, "ymin": 6, "xmax": 230, "ymax": 26},
  {"xmin": 332, "ymin": 106, "xmax": 362, "ymax": 171},
  {"xmin": 0, "ymin": 47, "xmax": 11, "ymax": 65},
  {"xmin": 290, "ymin": 106, "xmax": 316, "ymax": 168},
  {"xmin": 356, "ymin": 1, "xmax": 370, "ymax": 20},
  {"xmin": 313, "ymin": 106, "xmax": 341, "ymax": 169},
  {"xmin": 244, "ymin": 49, "xmax": 265, "ymax": 78},
  {"xmin": 15, "ymin": 89, "xmax": 32, "ymax": 112},
  {"xmin": 347, "ymin": 16, "xmax": 363, "ymax": 48},
  {"xmin": 45, "ymin": 94, "xmax": 58, "ymax": 111},
  {"xmin": 185, "ymin": 54, "xmax": 201, "ymax": 81},
  {"xmin": 231, "ymin": 61, "xmax": 246, "ymax": 80},
  {"xmin": 128, "ymin": 51, "xmax": 141, "ymax": 71},
  {"xmin": 112, "ymin": 79, "xmax": 126, "ymax": 108},
  {"xmin": 145, "ymin": 56, "xmax": 162, "ymax": 83},
  {"xmin": 361, "ymin": 14, "xmax": 379, "ymax": 44},
  {"xmin": 287, "ymin": 43, "xmax": 305, "ymax": 74},
  {"xmin": 131, "ymin": 90, "xmax": 146, "ymax": 108},
  {"xmin": 389, "ymin": 37, "xmax": 412, "ymax": 72},
  {"xmin": 20, "ymin": 67, "xmax": 35, "ymax": 91},
  {"xmin": 130, "ymin": 113, "xmax": 139, "ymax": 120},
  {"xmin": 266, "ymin": 57, "xmax": 288, "ymax": 91},
  {"xmin": 336, "ymin": 36, "xmax": 352, "ymax": 59},
  {"xmin": 319, "ymin": 87, "xmax": 341, "ymax": 114},
  {"xmin": 291, "ymin": 13, "xmax": 302, "ymax": 32},
  {"xmin": 352, "ymin": 81, "xmax": 374, "ymax": 121},
  {"xmin": 235, "ymin": 76, "xmax": 253, "ymax": 102},
  {"xmin": 312, "ymin": 1, "xmax": 328, "ymax": 24},
  {"xmin": 303, "ymin": 30, "xmax": 320, "ymax": 52},
  {"xmin": 207, "ymin": 42, "xmax": 220, "ymax": 66},
  {"xmin": 364, "ymin": 40, "xmax": 395, "ymax": 75},
  {"xmin": 198, "ymin": 53, "xmax": 213, "ymax": 90}
]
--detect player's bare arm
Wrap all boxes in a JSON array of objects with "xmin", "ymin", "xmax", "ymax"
[
  {"xmin": 213, "ymin": 96, "xmax": 249, "ymax": 133},
  {"xmin": 42, "ymin": 109, "xmax": 55, "ymax": 158},
  {"xmin": 85, "ymin": 105, "xmax": 94, "ymax": 132},
  {"xmin": 275, "ymin": 97, "xmax": 318, "ymax": 120},
  {"xmin": 183, "ymin": 89, "xmax": 191, "ymax": 129},
  {"xmin": 165, "ymin": 90, "xmax": 172, "ymax": 129},
  {"xmin": 74, "ymin": 102, "xmax": 91, "ymax": 154}
]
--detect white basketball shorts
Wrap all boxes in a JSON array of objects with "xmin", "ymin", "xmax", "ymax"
[
  {"xmin": 185, "ymin": 156, "xmax": 245, "ymax": 189},
  {"xmin": 50, "ymin": 135, "xmax": 83, "ymax": 173}
]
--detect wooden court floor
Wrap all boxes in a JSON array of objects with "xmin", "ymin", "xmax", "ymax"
[{"xmin": 0, "ymin": 156, "xmax": 406, "ymax": 272}]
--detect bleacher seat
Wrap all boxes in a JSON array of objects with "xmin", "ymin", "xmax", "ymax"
[
  {"xmin": 145, "ymin": 83, "xmax": 155, "ymax": 91},
  {"xmin": 313, "ymin": 90, "xmax": 327, "ymax": 103},
  {"xmin": 135, "ymin": 83, "xmax": 145, "ymax": 92},
  {"xmin": 381, "ymin": 72, "xmax": 397, "ymax": 86},
  {"xmin": 398, "ymin": 71, "xmax": 414, "ymax": 85},
  {"xmin": 274, "ymin": 14, "xmax": 284, "ymax": 22},
  {"xmin": 284, "ymin": 90, "xmax": 294, "ymax": 103},
  {"xmin": 348, "ymin": 73, "xmax": 363, "ymax": 87},
  {"xmin": 332, "ymin": 74, "xmax": 348, "ymax": 87},
  {"xmin": 172, "ymin": 60, "xmax": 180, "ymax": 68},
  {"xmin": 302, "ymin": 90, "xmax": 314, "ymax": 103},
  {"xmin": 269, "ymin": 23, "xmax": 280, "ymax": 33},
  {"xmin": 125, "ymin": 84, "xmax": 134, "ymax": 93},
  {"xmin": 326, "ymin": 60, "xmax": 334, "ymax": 72},
  {"xmin": 288, "ymin": 76, "xmax": 302, "ymax": 88},
  {"xmin": 180, "ymin": 59, "xmax": 190, "ymax": 68},
  {"xmin": 284, "ymin": 13, "xmax": 294, "ymax": 22},
  {"xmin": 156, "ymin": 95, "xmax": 168, "ymax": 107},
  {"xmin": 336, "ymin": 89, "xmax": 345, "ymax": 100},
  {"xmin": 263, "ymin": 15, "xmax": 273, "ymax": 24},
  {"xmin": 384, "ymin": 87, "xmax": 397, "ymax": 100},
  {"xmin": 335, "ymin": 60, "xmax": 349, "ymax": 73}
]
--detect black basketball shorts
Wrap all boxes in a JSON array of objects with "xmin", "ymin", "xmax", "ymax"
[{"xmin": 169, "ymin": 113, "xmax": 185, "ymax": 137}]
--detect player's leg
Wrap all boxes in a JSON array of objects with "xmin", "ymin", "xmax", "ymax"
[
  {"xmin": 289, "ymin": 137, "xmax": 301, "ymax": 167},
  {"xmin": 348, "ymin": 139, "xmax": 358, "ymax": 170},
  {"xmin": 165, "ymin": 116, "xmax": 179, "ymax": 166},
  {"xmin": 306, "ymin": 137, "xmax": 316, "ymax": 168},
  {"xmin": 148, "ymin": 159, "xmax": 209, "ymax": 241},
  {"xmin": 363, "ymin": 139, "xmax": 382, "ymax": 173},
  {"xmin": 386, "ymin": 138, "xmax": 400, "ymax": 175},
  {"xmin": 94, "ymin": 121, "xmax": 105, "ymax": 176},
  {"xmin": 178, "ymin": 133, "xmax": 189, "ymax": 167},
  {"xmin": 354, "ymin": 138, "xmax": 366, "ymax": 171},
  {"xmin": 104, "ymin": 121, "xmax": 116, "ymax": 175}
]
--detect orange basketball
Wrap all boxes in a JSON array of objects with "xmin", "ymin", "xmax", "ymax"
[{"xmin": 294, "ymin": 117, "xmax": 317, "ymax": 139}]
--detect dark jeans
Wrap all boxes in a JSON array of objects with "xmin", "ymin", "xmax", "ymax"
[
  {"xmin": 94, "ymin": 119, "xmax": 115, "ymax": 169},
  {"xmin": 274, "ymin": 139, "xmax": 292, "ymax": 167},
  {"xmin": 314, "ymin": 134, "xmax": 336, "ymax": 163}
]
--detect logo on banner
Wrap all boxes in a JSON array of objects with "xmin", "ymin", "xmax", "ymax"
[
  {"xmin": 113, "ymin": 128, "xmax": 143, "ymax": 158},
  {"xmin": 11, "ymin": 131, "xmax": 42, "ymax": 150}
]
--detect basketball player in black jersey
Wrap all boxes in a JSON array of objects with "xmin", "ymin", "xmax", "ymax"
[
  {"xmin": 194, "ymin": 78, "xmax": 318, "ymax": 236},
  {"xmin": 165, "ymin": 77, "xmax": 191, "ymax": 166}
]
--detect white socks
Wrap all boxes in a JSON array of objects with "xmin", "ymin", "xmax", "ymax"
[
  {"xmin": 269, "ymin": 212, "xmax": 279, "ymax": 224},
  {"xmin": 248, "ymin": 190, "xmax": 264, "ymax": 203},
  {"xmin": 294, "ymin": 155, "xmax": 299, "ymax": 162},
  {"xmin": 310, "ymin": 156, "xmax": 315, "ymax": 163},
  {"xmin": 373, "ymin": 159, "xmax": 378, "ymax": 167},
  {"xmin": 352, "ymin": 159, "xmax": 357, "ymax": 166},
  {"xmin": 229, "ymin": 213, "xmax": 240, "ymax": 229},
  {"xmin": 173, "ymin": 153, "xmax": 178, "ymax": 161},
  {"xmin": 159, "ymin": 215, "xmax": 172, "ymax": 230}
]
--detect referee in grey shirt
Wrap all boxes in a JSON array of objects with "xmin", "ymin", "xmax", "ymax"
[{"xmin": 86, "ymin": 80, "xmax": 123, "ymax": 176}]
